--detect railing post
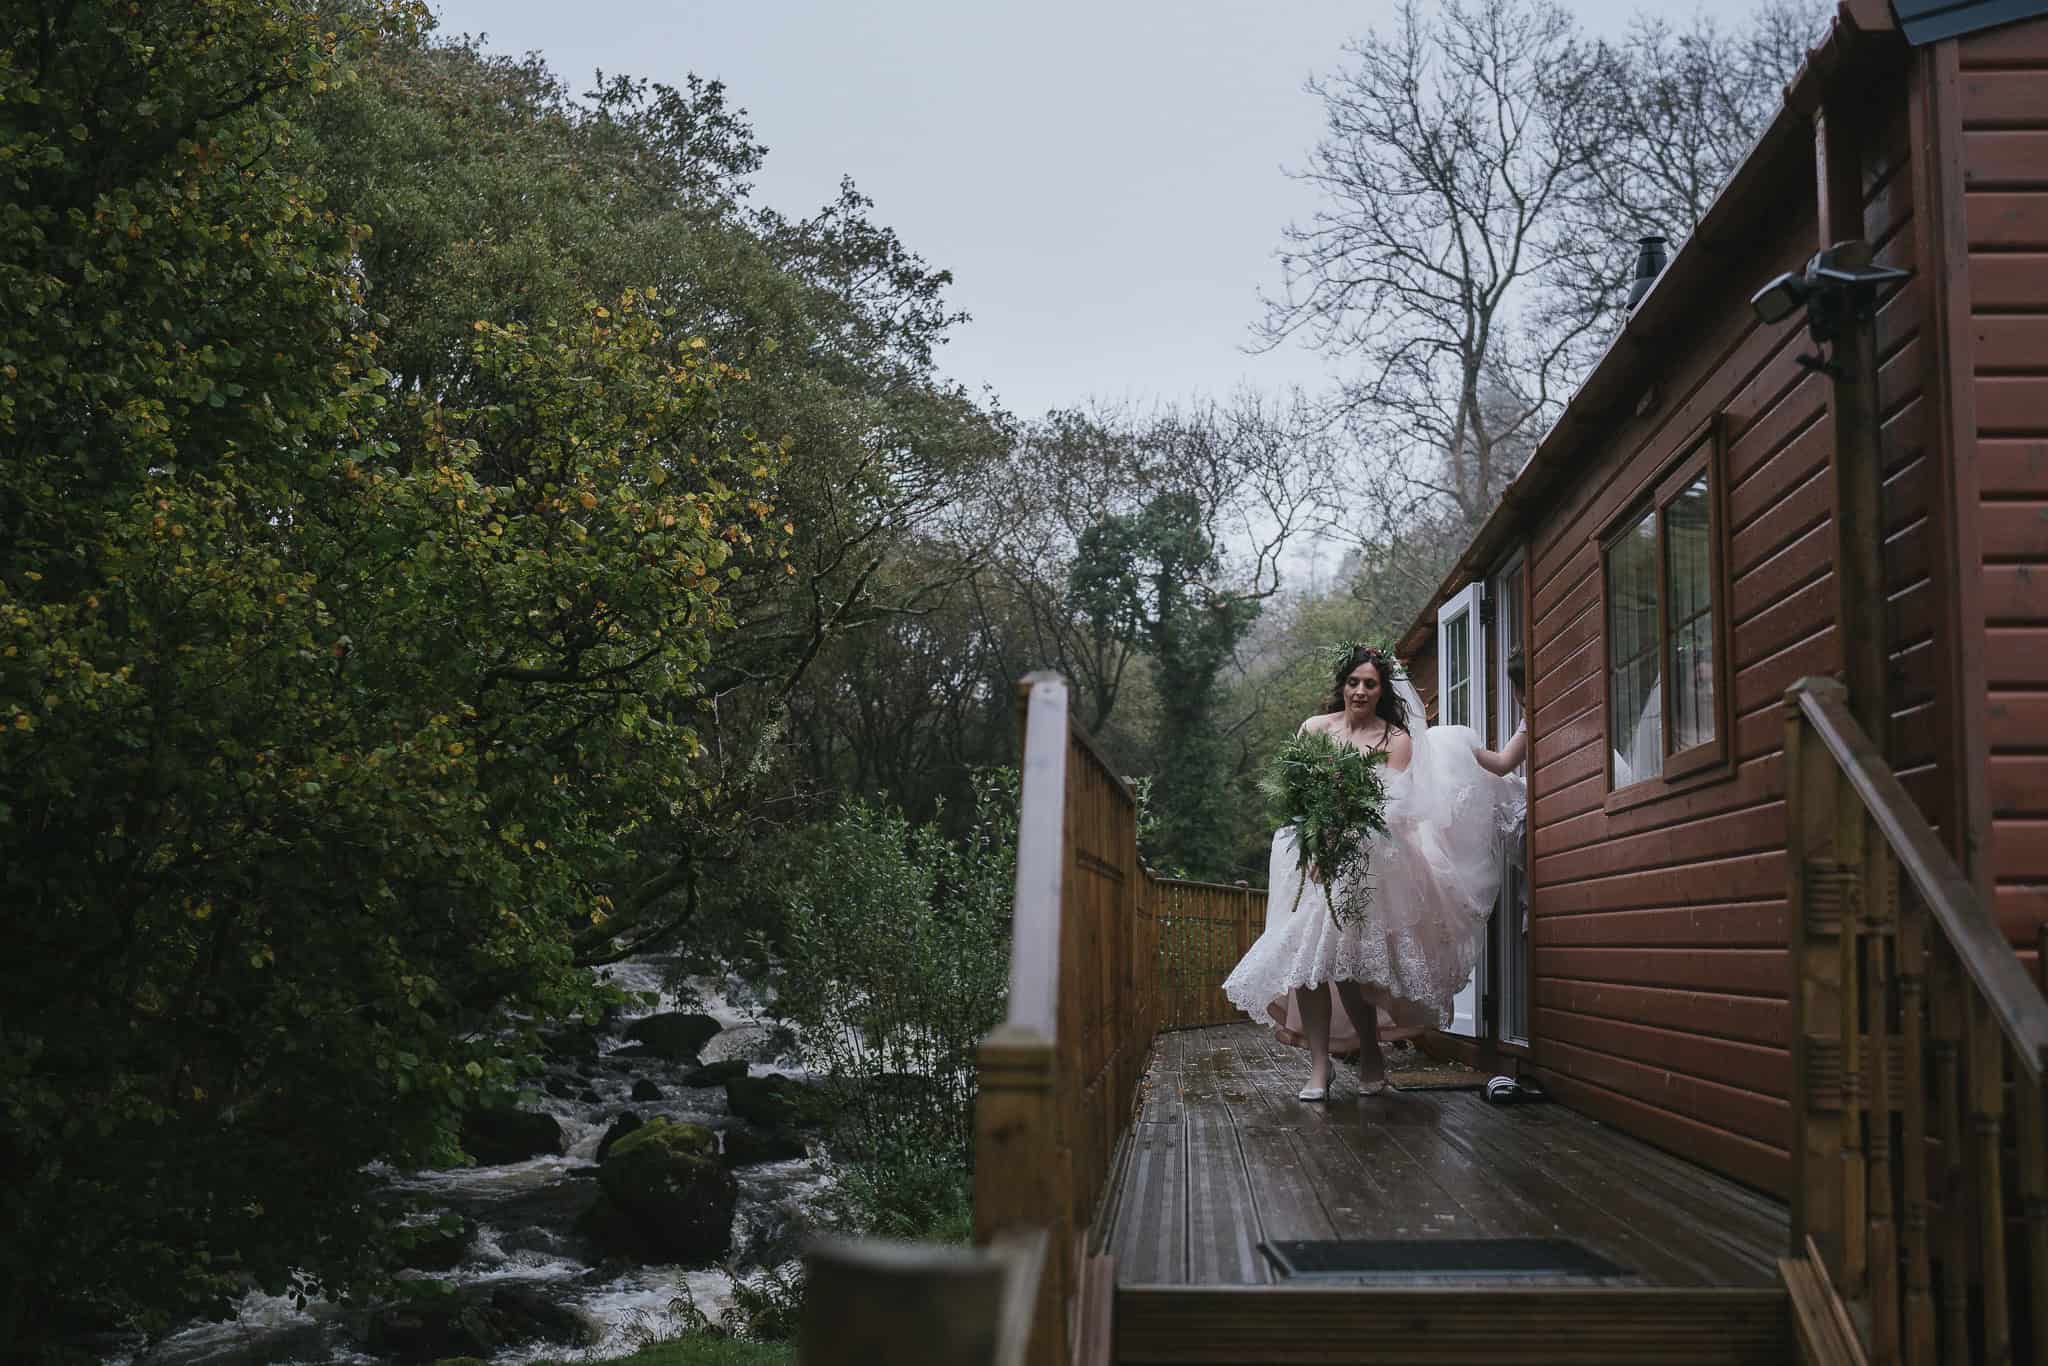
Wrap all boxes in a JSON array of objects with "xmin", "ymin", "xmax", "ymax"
[
  {"xmin": 1897, "ymin": 875, "xmax": 1935, "ymax": 1365},
  {"xmin": 2016, "ymin": 1066, "xmax": 2048, "ymax": 1364},
  {"xmin": 1932, "ymin": 940, "xmax": 1970, "ymax": 1365},
  {"xmin": 975, "ymin": 1028, "xmax": 1067, "ymax": 1366},
  {"xmin": 1863, "ymin": 827, "xmax": 1897, "ymax": 1365},
  {"xmin": 976, "ymin": 673, "xmax": 1073, "ymax": 1366},
  {"xmin": 1968, "ymin": 995, "xmax": 2011, "ymax": 1365},
  {"xmin": 799, "ymin": 1231, "xmax": 1047, "ymax": 1366},
  {"xmin": 1787, "ymin": 679, "xmax": 1849, "ymax": 1269}
]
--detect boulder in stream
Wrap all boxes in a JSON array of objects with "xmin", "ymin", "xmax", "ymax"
[
  {"xmin": 392, "ymin": 1215, "xmax": 474, "ymax": 1272},
  {"xmin": 459, "ymin": 1107, "xmax": 564, "ymax": 1166},
  {"xmin": 620, "ymin": 1011, "xmax": 721, "ymax": 1061},
  {"xmin": 589, "ymin": 1117, "xmax": 737, "ymax": 1263},
  {"xmin": 681, "ymin": 1059, "xmax": 750, "ymax": 1088},
  {"xmin": 362, "ymin": 1281, "xmax": 597, "ymax": 1363},
  {"xmin": 540, "ymin": 1019, "xmax": 603, "ymax": 1060},
  {"xmin": 721, "ymin": 1127, "xmax": 808, "ymax": 1167},
  {"xmin": 724, "ymin": 1073, "xmax": 834, "ymax": 1130},
  {"xmin": 698, "ymin": 1021, "xmax": 794, "ymax": 1066}
]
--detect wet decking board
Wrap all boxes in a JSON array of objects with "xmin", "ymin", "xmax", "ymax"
[{"xmin": 1105, "ymin": 1022, "xmax": 1789, "ymax": 1290}]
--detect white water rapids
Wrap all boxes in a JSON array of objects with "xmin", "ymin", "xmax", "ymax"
[{"xmin": 103, "ymin": 960, "xmax": 835, "ymax": 1365}]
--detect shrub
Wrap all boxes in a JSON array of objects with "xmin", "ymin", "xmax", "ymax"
[{"xmin": 763, "ymin": 770, "xmax": 1015, "ymax": 1172}]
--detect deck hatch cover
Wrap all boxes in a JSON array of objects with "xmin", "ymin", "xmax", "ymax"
[{"xmin": 1259, "ymin": 1238, "xmax": 1629, "ymax": 1279}]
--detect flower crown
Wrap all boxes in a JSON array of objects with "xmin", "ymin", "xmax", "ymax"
[{"xmin": 1319, "ymin": 639, "xmax": 1408, "ymax": 680}]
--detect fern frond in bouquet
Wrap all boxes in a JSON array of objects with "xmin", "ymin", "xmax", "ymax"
[{"xmin": 1260, "ymin": 728, "xmax": 1392, "ymax": 927}]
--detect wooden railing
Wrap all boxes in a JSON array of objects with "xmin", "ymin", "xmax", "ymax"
[
  {"xmin": 974, "ymin": 674, "xmax": 1148, "ymax": 1366},
  {"xmin": 1783, "ymin": 676, "xmax": 2048, "ymax": 1366},
  {"xmin": 972, "ymin": 674, "xmax": 1271, "ymax": 1365}
]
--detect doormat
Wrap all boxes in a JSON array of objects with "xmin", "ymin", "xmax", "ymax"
[
  {"xmin": 1259, "ymin": 1238, "xmax": 1628, "ymax": 1280},
  {"xmin": 1337, "ymin": 1042, "xmax": 1488, "ymax": 1091},
  {"xmin": 1383, "ymin": 1058, "xmax": 1490, "ymax": 1090}
]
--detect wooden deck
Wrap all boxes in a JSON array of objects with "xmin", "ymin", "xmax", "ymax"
[{"xmin": 1106, "ymin": 1023, "xmax": 1789, "ymax": 1290}]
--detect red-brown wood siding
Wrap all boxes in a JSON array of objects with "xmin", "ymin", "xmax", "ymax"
[
  {"xmin": 1509, "ymin": 81, "xmax": 1923, "ymax": 1198},
  {"xmin": 1409, "ymin": 651, "xmax": 1439, "ymax": 721},
  {"xmin": 1962, "ymin": 19, "xmax": 2048, "ymax": 944}
]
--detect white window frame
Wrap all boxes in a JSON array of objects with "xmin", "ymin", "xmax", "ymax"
[{"xmin": 1436, "ymin": 581, "xmax": 1488, "ymax": 735}]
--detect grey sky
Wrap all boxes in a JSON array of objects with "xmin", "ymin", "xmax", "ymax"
[{"xmin": 426, "ymin": 1, "xmax": 1671, "ymax": 421}]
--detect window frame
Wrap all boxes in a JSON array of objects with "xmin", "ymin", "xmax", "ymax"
[{"xmin": 1598, "ymin": 416, "xmax": 1734, "ymax": 812}]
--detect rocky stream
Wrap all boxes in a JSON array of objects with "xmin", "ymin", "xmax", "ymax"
[{"xmin": 105, "ymin": 958, "xmax": 834, "ymax": 1365}]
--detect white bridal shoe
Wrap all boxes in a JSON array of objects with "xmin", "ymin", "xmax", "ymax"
[{"xmin": 1297, "ymin": 1083, "xmax": 1329, "ymax": 1102}]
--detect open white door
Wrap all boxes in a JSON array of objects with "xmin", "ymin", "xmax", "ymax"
[
  {"xmin": 1489, "ymin": 553, "xmax": 1530, "ymax": 1045},
  {"xmin": 1435, "ymin": 581, "xmax": 1487, "ymax": 1037}
]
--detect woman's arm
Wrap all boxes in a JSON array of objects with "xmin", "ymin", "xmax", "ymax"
[
  {"xmin": 1474, "ymin": 718, "xmax": 1529, "ymax": 776},
  {"xmin": 1385, "ymin": 728, "xmax": 1414, "ymax": 773}
]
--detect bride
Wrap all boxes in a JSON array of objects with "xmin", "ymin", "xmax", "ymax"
[{"xmin": 1221, "ymin": 645, "xmax": 1527, "ymax": 1100}]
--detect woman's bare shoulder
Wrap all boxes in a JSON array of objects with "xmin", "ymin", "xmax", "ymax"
[
  {"xmin": 1386, "ymin": 727, "xmax": 1415, "ymax": 769},
  {"xmin": 1299, "ymin": 712, "xmax": 1334, "ymax": 735}
]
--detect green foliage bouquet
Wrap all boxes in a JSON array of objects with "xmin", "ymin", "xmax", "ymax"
[{"xmin": 1260, "ymin": 729, "xmax": 1393, "ymax": 926}]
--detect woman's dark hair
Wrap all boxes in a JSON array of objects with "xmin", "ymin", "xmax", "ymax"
[{"xmin": 1328, "ymin": 646, "xmax": 1410, "ymax": 733}]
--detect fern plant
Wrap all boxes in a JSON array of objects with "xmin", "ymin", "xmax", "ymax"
[{"xmin": 1260, "ymin": 728, "xmax": 1392, "ymax": 927}]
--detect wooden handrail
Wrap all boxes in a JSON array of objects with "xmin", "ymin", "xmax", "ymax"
[
  {"xmin": 1785, "ymin": 674, "xmax": 2048, "ymax": 1364},
  {"xmin": 1145, "ymin": 874, "xmax": 1258, "ymax": 895},
  {"xmin": 1789, "ymin": 678, "xmax": 2048, "ymax": 1079}
]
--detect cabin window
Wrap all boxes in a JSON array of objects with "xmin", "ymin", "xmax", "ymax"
[
  {"xmin": 1606, "ymin": 510, "xmax": 1662, "ymax": 785},
  {"xmin": 1436, "ymin": 581, "xmax": 1486, "ymax": 732},
  {"xmin": 1602, "ymin": 425, "xmax": 1727, "ymax": 793},
  {"xmin": 1444, "ymin": 606, "xmax": 1472, "ymax": 726}
]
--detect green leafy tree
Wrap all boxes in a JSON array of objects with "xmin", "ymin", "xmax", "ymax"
[
  {"xmin": 1071, "ymin": 492, "xmax": 1260, "ymax": 878},
  {"xmin": 293, "ymin": 26, "xmax": 1008, "ymax": 949},
  {"xmin": 0, "ymin": 3, "xmax": 784, "ymax": 1351}
]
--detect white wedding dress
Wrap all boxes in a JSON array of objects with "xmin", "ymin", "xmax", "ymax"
[{"xmin": 1222, "ymin": 676, "xmax": 1525, "ymax": 1050}]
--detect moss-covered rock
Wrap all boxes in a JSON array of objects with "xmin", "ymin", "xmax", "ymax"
[
  {"xmin": 593, "ymin": 1110, "xmax": 643, "ymax": 1164},
  {"xmin": 592, "ymin": 1118, "xmax": 736, "ymax": 1263},
  {"xmin": 394, "ymin": 1216, "xmax": 475, "ymax": 1271}
]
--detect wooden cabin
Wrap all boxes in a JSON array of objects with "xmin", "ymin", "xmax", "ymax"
[
  {"xmin": 814, "ymin": 5, "xmax": 2048, "ymax": 1366},
  {"xmin": 1397, "ymin": 0, "xmax": 2048, "ymax": 1206}
]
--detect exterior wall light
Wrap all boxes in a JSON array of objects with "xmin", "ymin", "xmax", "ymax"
[{"xmin": 1748, "ymin": 239, "xmax": 1912, "ymax": 378}]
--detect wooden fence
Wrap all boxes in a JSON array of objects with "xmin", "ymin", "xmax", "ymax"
[
  {"xmin": 973, "ymin": 673, "xmax": 1144, "ymax": 1366},
  {"xmin": 1149, "ymin": 876, "xmax": 1265, "ymax": 1031},
  {"xmin": 1782, "ymin": 676, "xmax": 2048, "ymax": 1365},
  {"xmin": 971, "ymin": 673, "xmax": 1268, "ymax": 1366}
]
